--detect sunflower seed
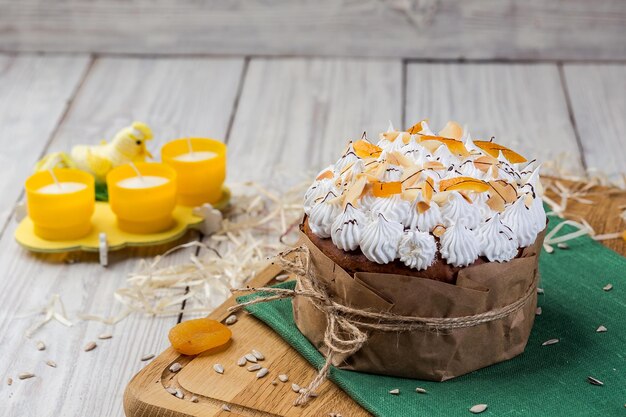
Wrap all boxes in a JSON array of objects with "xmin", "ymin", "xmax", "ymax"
[
  {"xmin": 244, "ymin": 353, "xmax": 257, "ymax": 363},
  {"xmin": 251, "ymin": 349, "xmax": 265, "ymax": 360},
  {"xmin": 536, "ymin": 307, "xmax": 542, "ymax": 315},
  {"xmin": 596, "ymin": 325, "xmax": 608, "ymax": 333},
  {"xmin": 166, "ymin": 387, "xmax": 177, "ymax": 395},
  {"xmin": 557, "ymin": 243, "xmax": 569, "ymax": 249},
  {"xmin": 275, "ymin": 274, "xmax": 289, "ymax": 282},
  {"xmin": 36, "ymin": 341, "xmax": 46, "ymax": 351},
  {"xmin": 46, "ymin": 360, "xmax": 57, "ymax": 368},
  {"xmin": 84, "ymin": 341, "xmax": 97, "ymax": 352},
  {"xmin": 587, "ymin": 376, "xmax": 604, "ymax": 386},
  {"xmin": 175, "ymin": 389, "xmax": 184, "ymax": 399},
  {"xmin": 98, "ymin": 333, "xmax": 113, "ymax": 340},
  {"xmin": 237, "ymin": 356, "xmax": 247, "ymax": 366},
  {"xmin": 247, "ymin": 364, "xmax": 261, "ymax": 372},
  {"xmin": 213, "ymin": 364, "xmax": 224, "ymax": 374},
  {"xmin": 542, "ymin": 338, "xmax": 559, "ymax": 346},
  {"xmin": 221, "ymin": 404, "xmax": 231, "ymax": 412},
  {"xmin": 278, "ymin": 374, "xmax": 289, "ymax": 382},
  {"xmin": 470, "ymin": 404, "xmax": 488, "ymax": 414},
  {"xmin": 225, "ymin": 315, "xmax": 237, "ymax": 325},
  {"xmin": 190, "ymin": 395, "xmax": 199, "ymax": 403},
  {"xmin": 141, "ymin": 353, "xmax": 155, "ymax": 361},
  {"xmin": 7, "ymin": 377, "xmax": 12, "ymax": 386},
  {"xmin": 291, "ymin": 383, "xmax": 301, "ymax": 392},
  {"xmin": 603, "ymin": 283, "xmax": 613, "ymax": 291},
  {"xmin": 169, "ymin": 362, "xmax": 182, "ymax": 373},
  {"xmin": 256, "ymin": 368, "xmax": 269, "ymax": 378},
  {"xmin": 537, "ymin": 287, "xmax": 544, "ymax": 294},
  {"xmin": 389, "ymin": 388, "xmax": 400, "ymax": 395},
  {"xmin": 415, "ymin": 387, "xmax": 427, "ymax": 394},
  {"xmin": 18, "ymin": 372, "xmax": 35, "ymax": 380}
]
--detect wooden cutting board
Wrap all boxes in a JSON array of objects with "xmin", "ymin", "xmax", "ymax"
[
  {"xmin": 123, "ymin": 263, "xmax": 368, "ymax": 417},
  {"xmin": 124, "ymin": 179, "xmax": 626, "ymax": 417}
]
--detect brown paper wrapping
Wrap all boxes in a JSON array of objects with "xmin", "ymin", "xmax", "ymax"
[{"xmin": 292, "ymin": 227, "xmax": 546, "ymax": 381}]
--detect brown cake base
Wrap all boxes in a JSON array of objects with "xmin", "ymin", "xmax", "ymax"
[{"xmin": 303, "ymin": 217, "xmax": 525, "ymax": 284}]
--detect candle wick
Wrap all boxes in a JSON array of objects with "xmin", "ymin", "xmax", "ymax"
[
  {"xmin": 129, "ymin": 162, "xmax": 144, "ymax": 182},
  {"xmin": 186, "ymin": 138, "xmax": 194, "ymax": 155},
  {"xmin": 48, "ymin": 169, "xmax": 62, "ymax": 189}
]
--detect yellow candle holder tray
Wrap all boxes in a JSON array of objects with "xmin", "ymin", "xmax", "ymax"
[{"xmin": 14, "ymin": 186, "xmax": 230, "ymax": 266}]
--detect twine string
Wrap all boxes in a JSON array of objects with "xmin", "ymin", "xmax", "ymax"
[{"xmin": 229, "ymin": 246, "xmax": 536, "ymax": 405}]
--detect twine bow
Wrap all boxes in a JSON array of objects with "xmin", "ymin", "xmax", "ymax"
[{"xmin": 229, "ymin": 246, "xmax": 536, "ymax": 405}]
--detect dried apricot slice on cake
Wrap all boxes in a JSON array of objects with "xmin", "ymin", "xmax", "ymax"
[{"xmin": 169, "ymin": 318, "xmax": 232, "ymax": 355}]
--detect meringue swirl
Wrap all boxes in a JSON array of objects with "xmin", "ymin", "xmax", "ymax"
[
  {"xmin": 369, "ymin": 195, "xmax": 409, "ymax": 223},
  {"xmin": 331, "ymin": 204, "xmax": 366, "ymax": 251},
  {"xmin": 398, "ymin": 230, "xmax": 437, "ymax": 270},
  {"xmin": 476, "ymin": 213, "xmax": 519, "ymax": 262},
  {"xmin": 405, "ymin": 198, "xmax": 443, "ymax": 232},
  {"xmin": 501, "ymin": 196, "xmax": 538, "ymax": 247},
  {"xmin": 308, "ymin": 192, "xmax": 341, "ymax": 238},
  {"xmin": 304, "ymin": 178, "xmax": 337, "ymax": 215},
  {"xmin": 440, "ymin": 224, "xmax": 480, "ymax": 267},
  {"xmin": 360, "ymin": 214, "xmax": 403, "ymax": 264},
  {"xmin": 441, "ymin": 192, "xmax": 482, "ymax": 229}
]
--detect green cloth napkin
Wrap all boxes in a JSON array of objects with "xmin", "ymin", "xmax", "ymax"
[{"xmin": 238, "ymin": 214, "xmax": 626, "ymax": 416}]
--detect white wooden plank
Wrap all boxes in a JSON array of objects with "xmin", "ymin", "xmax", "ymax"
[
  {"xmin": 0, "ymin": 54, "xmax": 90, "ymax": 230},
  {"xmin": 405, "ymin": 63, "xmax": 584, "ymax": 173},
  {"xmin": 1, "ymin": 0, "xmax": 625, "ymax": 60},
  {"xmin": 0, "ymin": 57, "xmax": 244, "ymax": 417},
  {"xmin": 562, "ymin": 64, "xmax": 626, "ymax": 183},
  {"xmin": 228, "ymin": 58, "xmax": 403, "ymax": 183}
]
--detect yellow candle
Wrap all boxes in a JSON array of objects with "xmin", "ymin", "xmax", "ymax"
[
  {"xmin": 37, "ymin": 182, "xmax": 87, "ymax": 194},
  {"xmin": 173, "ymin": 151, "xmax": 218, "ymax": 162},
  {"xmin": 25, "ymin": 169, "xmax": 95, "ymax": 240},
  {"xmin": 117, "ymin": 176, "xmax": 169, "ymax": 189},
  {"xmin": 107, "ymin": 163, "xmax": 177, "ymax": 234},
  {"xmin": 162, "ymin": 138, "xmax": 226, "ymax": 207}
]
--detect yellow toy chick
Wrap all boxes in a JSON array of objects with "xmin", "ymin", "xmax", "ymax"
[{"xmin": 35, "ymin": 122, "xmax": 153, "ymax": 183}]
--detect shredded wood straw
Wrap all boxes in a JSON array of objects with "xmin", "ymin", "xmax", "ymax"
[
  {"xmin": 81, "ymin": 180, "xmax": 308, "ymax": 323},
  {"xmin": 25, "ymin": 294, "xmax": 73, "ymax": 338}
]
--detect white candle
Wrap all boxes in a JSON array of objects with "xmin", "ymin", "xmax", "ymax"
[
  {"xmin": 37, "ymin": 182, "xmax": 87, "ymax": 194},
  {"xmin": 117, "ymin": 175, "xmax": 169, "ymax": 189},
  {"xmin": 173, "ymin": 151, "xmax": 218, "ymax": 162}
]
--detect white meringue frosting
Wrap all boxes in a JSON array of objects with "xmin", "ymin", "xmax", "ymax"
[
  {"xmin": 440, "ymin": 224, "xmax": 480, "ymax": 267},
  {"xmin": 360, "ymin": 214, "xmax": 403, "ymax": 264},
  {"xmin": 308, "ymin": 192, "xmax": 341, "ymax": 238},
  {"xmin": 304, "ymin": 178, "xmax": 337, "ymax": 215},
  {"xmin": 334, "ymin": 142, "xmax": 359, "ymax": 174},
  {"xmin": 370, "ymin": 194, "xmax": 409, "ymax": 223},
  {"xmin": 304, "ymin": 119, "xmax": 545, "ymax": 268},
  {"xmin": 477, "ymin": 213, "xmax": 519, "ymax": 262},
  {"xmin": 501, "ymin": 196, "xmax": 537, "ymax": 247},
  {"xmin": 331, "ymin": 204, "xmax": 366, "ymax": 251},
  {"xmin": 406, "ymin": 197, "xmax": 443, "ymax": 232},
  {"xmin": 441, "ymin": 192, "xmax": 482, "ymax": 229},
  {"xmin": 398, "ymin": 230, "xmax": 437, "ymax": 270}
]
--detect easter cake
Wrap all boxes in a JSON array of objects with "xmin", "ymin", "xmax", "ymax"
[{"xmin": 293, "ymin": 119, "xmax": 547, "ymax": 381}]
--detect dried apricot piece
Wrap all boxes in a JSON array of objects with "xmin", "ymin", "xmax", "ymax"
[
  {"xmin": 169, "ymin": 318, "xmax": 232, "ymax": 355},
  {"xmin": 406, "ymin": 119, "xmax": 429, "ymax": 135},
  {"xmin": 354, "ymin": 139, "xmax": 382, "ymax": 158},
  {"xmin": 418, "ymin": 135, "xmax": 469, "ymax": 157},
  {"xmin": 371, "ymin": 181, "xmax": 402, "ymax": 197},
  {"xmin": 440, "ymin": 177, "xmax": 490, "ymax": 193},
  {"xmin": 473, "ymin": 140, "xmax": 527, "ymax": 163}
]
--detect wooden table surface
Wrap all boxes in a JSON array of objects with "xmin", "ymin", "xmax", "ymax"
[{"xmin": 0, "ymin": 54, "xmax": 624, "ymax": 417}]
